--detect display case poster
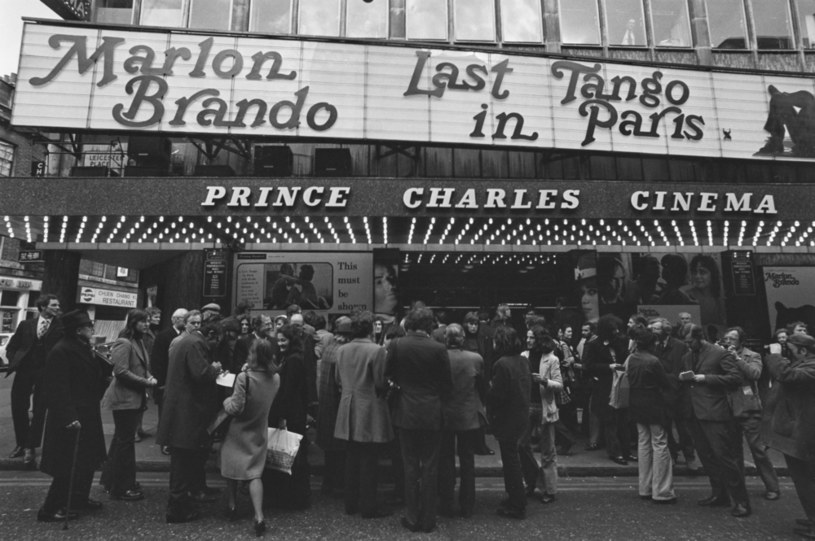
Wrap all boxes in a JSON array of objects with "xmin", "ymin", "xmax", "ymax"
[
  {"xmin": 763, "ymin": 266, "xmax": 815, "ymax": 333},
  {"xmin": 233, "ymin": 251, "xmax": 373, "ymax": 315}
]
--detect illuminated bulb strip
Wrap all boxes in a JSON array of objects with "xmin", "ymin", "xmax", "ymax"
[
  {"xmin": 407, "ymin": 217, "xmax": 416, "ymax": 245},
  {"xmin": 42, "ymin": 216, "xmax": 49, "ymax": 243},
  {"xmin": 382, "ymin": 217, "xmax": 388, "ymax": 245},
  {"xmin": 423, "ymin": 217, "xmax": 435, "ymax": 245}
]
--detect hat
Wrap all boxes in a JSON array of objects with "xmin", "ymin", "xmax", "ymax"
[
  {"xmin": 334, "ymin": 316, "xmax": 352, "ymax": 335},
  {"xmin": 201, "ymin": 303, "xmax": 221, "ymax": 312},
  {"xmin": 220, "ymin": 317, "xmax": 241, "ymax": 333},
  {"xmin": 62, "ymin": 310, "xmax": 92, "ymax": 331},
  {"xmin": 575, "ymin": 252, "xmax": 597, "ymax": 281},
  {"xmin": 787, "ymin": 333, "xmax": 815, "ymax": 349}
]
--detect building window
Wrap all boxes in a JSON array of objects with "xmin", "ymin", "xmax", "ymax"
[
  {"xmin": 500, "ymin": 0, "xmax": 542, "ymax": 42},
  {"xmin": 346, "ymin": 0, "xmax": 388, "ymax": 38},
  {"xmin": 96, "ymin": 0, "xmax": 133, "ymax": 24},
  {"xmin": 298, "ymin": 0, "xmax": 340, "ymax": 36},
  {"xmin": 0, "ymin": 141, "xmax": 13, "ymax": 177},
  {"xmin": 707, "ymin": 0, "xmax": 747, "ymax": 49},
  {"xmin": 141, "ymin": 0, "xmax": 185, "ymax": 27},
  {"xmin": 189, "ymin": 0, "xmax": 233, "ymax": 30},
  {"xmin": 797, "ymin": 0, "xmax": 815, "ymax": 48},
  {"xmin": 250, "ymin": 0, "xmax": 291, "ymax": 34},
  {"xmin": 454, "ymin": 0, "xmax": 495, "ymax": 41},
  {"xmin": 752, "ymin": 0, "xmax": 793, "ymax": 49},
  {"xmin": 651, "ymin": 0, "xmax": 691, "ymax": 47},
  {"xmin": 607, "ymin": 0, "xmax": 646, "ymax": 46},
  {"xmin": 406, "ymin": 0, "xmax": 448, "ymax": 40},
  {"xmin": 559, "ymin": 0, "xmax": 600, "ymax": 45}
]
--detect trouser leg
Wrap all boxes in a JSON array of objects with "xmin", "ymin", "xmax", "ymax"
[
  {"xmin": 637, "ymin": 423, "xmax": 653, "ymax": 497},
  {"xmin": 497, "ymin": 437, "xmax": 525, "ymax": 513},
  {"xmin": 358, "ymin": 442, "xmax": 380, "ymax": 516},
  {"xmin": 344, "ymin": 441, "xmax": 361, "ymax": 513},
  {"xmin": 167, "ymin": 448, "xmax": 195, "ymax": 516},
  {"xmin": 740, "ymin": 412, "xmax": 779, "ymax": 493},
  {"xmin": 786, "ymin": 454, "xmax": 815, "ymax": 523},
  {"xmin": 400, "ymin": 428, "xmax": 421, "ymax": 526},
  {"xmin": 25, "ymin": 375, "xmax": 46, "ymax": 449},
  {"xmin": 110, "ymin": 409, "xmax": 140, "ymax": 496},
  {"xmin": 458, "ymin": 430, "xmax": 477, "ymax": 515},
  {"xmin": 691, "ymin": 418, "xmax": 726, "ymax": 500},
  {"xmin": 650, "ymin": 423, "xmax": 676, "ymax": 501},
  {"xmin": 438, "ymin": 431, "xmax": 456, "ymax": 511},
  {"xmin": 416, "ymin": 430, "xmax": 441, "ymax": 530},
  {"xmin": 10, "ymin": 371, "xmax": 34, "ymax": 448},
  {"xmin": 540, "ymin": 422, "xmax": 558, "ymax": 496}
]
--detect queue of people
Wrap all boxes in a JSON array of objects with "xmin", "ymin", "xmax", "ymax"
[{"xmin": 12, "ymin": 293, "xmax": 815, "ymax": 539}]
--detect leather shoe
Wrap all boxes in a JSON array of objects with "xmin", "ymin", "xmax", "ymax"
[
  {"xmin": 37, "ymin": 508, "xmax": 78, "ymax": 522},
  {"xmin": 540, "ymin": 493, "xmax": 556, "ymax": 504},
  {"xmin": 8, "ymin": 446, "xmax": 24, "ymax": 459},
  {"xmin": 731, "ymin": 503, "xmax": 751, "ymax": 518},
  {"xmin": 111, "ymin": 489, "xmax": 144, "ymax": 501},
  {"xmin": 764, "ymin": 491, "xmax": 781, "ymax": 501},
  {"xmin": 166, "ymin": 509, "xmax": 200, "ymax": 523},
  {"xmin": 189, "ymin": 490, "xmax": 217, "ymax": 503},
  {"xmin": 611, "ymin": 456, "xmax": 628, "ymax": 466},
  {"xmin": 361, "ymin": 508, "xmax": 393, "ymax": 519},
  {"xmin": 161, "ymin": 446, "xmax": 171, "ymax": 456},
  {"xmin": 584, "ymin": 443, "xmax": 601, "ymax": 451},
  {"xmin": 400, "ymin": 516, "xmax": 420, "ymax": 532},
  {"xmin": 77, "ymin": 498, "xmax": 104, "ymax": 510},
  {"xmin": 698, "ymin": 495, "xmax": 729, "ymax": 507}
]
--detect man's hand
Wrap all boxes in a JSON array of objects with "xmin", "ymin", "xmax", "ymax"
[
  {"xmin": 212, "ymin": 362, "xmax": 223, "ymax": 372},
  {"xmin": 769, "ymin": 343, "xmax": 782, "ymax": 355},
  {"xmin": 692, "ymin": 374, "xmax": 706, "ymax": 383}
]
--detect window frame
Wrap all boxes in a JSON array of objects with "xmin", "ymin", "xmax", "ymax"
[{"xmin": 0, "ymin": 140, "xmax": 15, "ymax": 178}]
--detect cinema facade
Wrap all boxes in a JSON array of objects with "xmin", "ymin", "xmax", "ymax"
[{"xmin": 7, "ymin": 0, "xmax": 815, "ymax": 341}]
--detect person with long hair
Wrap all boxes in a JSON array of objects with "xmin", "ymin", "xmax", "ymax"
[
  {"xmin": 487, "ymin": 326, "xmax": 531, "ymax": 519},
  {"xmin": 101, "ymin": 309, "xmax": 157, "ymax": 501},
  {"xmin": 683, "ymin": 255, "xmax": 726, "ymax": 339},
  {"xmin": 265, "ymin": 324, "xmax": 311, "ymax": 510},
  {"xmin": 220, "ymin": 339, "xmax": 281, "ymax": 537}
]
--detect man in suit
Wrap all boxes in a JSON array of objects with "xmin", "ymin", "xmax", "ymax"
[
  {"xmin": 156, "ymin": 312, "xmax": 222, "ymax": 523},
  {"xmin": 387, "ymin": 306, "xmax": 452, "ymax": 533},
  {"xmin": 6, "ymin": 293, "xmax": 63, "ymax": 467},
  {"xmin": 649, "ymin": 317, "xmax": 700, "ymax": 470},
  {"xmin": 150, "ymin": 308, "xmax": 187, "ymax": 455},
  {"xmin": 684, "ymin": 324, "xmax": 751, "ymax": 517},
  {"xmin": 334, "ymin": 311, "xmax": 394, "ymax": 518}
]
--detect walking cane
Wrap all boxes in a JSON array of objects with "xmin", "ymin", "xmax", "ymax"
[{"xmin": 63, "ymin": 425, "xmax": 81, "ymax": 531}]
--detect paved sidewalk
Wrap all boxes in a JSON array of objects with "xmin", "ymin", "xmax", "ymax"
[{"xmin": 0, "ymin": 392, "xmax": 787, "ymax": 478}]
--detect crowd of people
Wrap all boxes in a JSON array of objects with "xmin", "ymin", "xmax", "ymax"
[{"xmin": 6, "ymin": 294, "xmax": 815, "ymax": 538}]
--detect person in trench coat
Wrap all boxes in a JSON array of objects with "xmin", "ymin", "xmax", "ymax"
[
  {"xmin": 334, "ymin": 311, "xmax": 394, "ymax": 518},
  {"xmin": 38, "ymin": 310, "xmax": 107, "ymax": 522}
]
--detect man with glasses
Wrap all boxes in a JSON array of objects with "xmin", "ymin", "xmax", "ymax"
[{"xmin": 764, "ymin": 333, "xmax": 815, "ymax": 538}]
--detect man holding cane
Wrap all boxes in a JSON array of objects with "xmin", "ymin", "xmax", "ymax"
[{"xmin": 38, "ymin": 310, "xmax": 107, "ymax": 522}]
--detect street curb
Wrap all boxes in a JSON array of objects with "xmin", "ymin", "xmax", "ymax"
[{"xmin": 0, "ymin": 459, "xmax": 788, "ymax": 478}]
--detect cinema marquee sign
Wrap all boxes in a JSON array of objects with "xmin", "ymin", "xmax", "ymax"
[{"xmin": 14, "ymin": 21, "xmax": 815, "ymax": 161}]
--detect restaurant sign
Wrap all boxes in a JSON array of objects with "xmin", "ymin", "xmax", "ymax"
[{"xmin": 13, "ymin": 21, "xmax": 815, "ymax": 161}]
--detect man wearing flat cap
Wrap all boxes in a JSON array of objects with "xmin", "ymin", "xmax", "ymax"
[
  {"xmin": 38, "ymin": 310, "xmax": 107, "ymax": 522},
  {"xmin": 764, "ymin": 333, "xmax": 815, "ymax": 538}
]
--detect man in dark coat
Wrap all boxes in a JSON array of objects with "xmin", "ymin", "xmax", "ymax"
[
  {"xmin": 6, "ymin": 293, "xmax": 63, "ymax": 466},
  {"xmin": 38, "ymin": 310, "xmax": 107, "ymax": 522},
  {"xmin": 649, "ymin": 317, "xmax": 700, "ymax": 469},
  {"xmin": 149, "ymin": 307, "xmax": 187, "ymax": 455},
  {"xmin": 683, "ymin": 324, "xmax": 750, "ymax": 517},
  {"xmin": 156, "ymin": 312, "xmax": 222, "ymax": 523},
  {"xmin": 763, "ymin": 333, "xmax": 815, "ymax": 538},
  {"xmin": 387, "ymin": 306, "xmax": 452, "ymax": 533}
]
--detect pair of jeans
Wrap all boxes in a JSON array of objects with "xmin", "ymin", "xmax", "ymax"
[
  {"xmin": 107, "ymin": 409, "xmax": 141, "ymax": 497},
  {"xmin": 637, "ymin": 423, "xmax": 675, "ymax": 501},
  {"xmin": 439, "ymin": 429, "xmax": 477, "ymax": 515},
  {"xmin": 519, "ymin": 408, "xmax": 543, "ymax": 491},
  {"xmin": 539, "ymin": 423, "xmax": 558, "ymax": 496},
  {"xmin": 497, "ymin": 437, "xmax": 525, "ymax": 513},
  {"xmin": 399, "ymin": 428, "xmax": 441, "ymax": 530}
]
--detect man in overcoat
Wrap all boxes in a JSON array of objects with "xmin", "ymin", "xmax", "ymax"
[
  {"xmin": 763, "ymin": 333, "xmax": 815, "ymax": 538},
  {"xmin": 683, "ymin": 324, "xmax": 750, "ymax": 517},
  {"xmin": 37, "ymin": 310, "xmax": 107, "ymax": 522},
  {"xmin": 334, "ymin": 311, "xmax": 394, "ymax": 518},
  {"xmin": 387, "ymin": 306, "xmax": 452, "ymax": 533},
  {"xmin": 150, "ymin": 307, "xmax": 187, "ymax": 456},
  {"xmin": 156, "ymin": 313, "xmax": 222, "ymax": 523},
  {"xmin": 6, "ymin": 293, "xmax": 63, "ymax": 466}
]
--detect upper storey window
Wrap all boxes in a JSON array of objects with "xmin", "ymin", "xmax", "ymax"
[
  {"xmin": 298, "ymin": 0, "xmax": 340, "ymax": 36},
  {"xmin": 559, "ymin": 0, "xmax": 600, "ymax": 44},
  {"xmin": 407, "ymin": 0, "xmax": 448, "ymax": 40},
  {"xmin": 454, "ymin": 0, "xmax": 495, "ymax": 41},
  {"xmin": 189, "ymin": 0, "xmax": 233, "ymax": 31},
  {"xmin": 141, "ymin": 0, "xmax": 185, "ymax": 27},
  {"xmin": 607, "ymin": 0, "xmax": 646, "ymax": 46},
  {"xmin": 651, "ymin": 0, "xmax": 691, "ymax": 47},
  {"xmin": 707, "ymin": 0, "xmax": 748, "ymax": 49},
  {"xmin": 250, "ymin": 0, "xmax": 292, "ymax": 34},
  {"xmin": 797, "ymin": 0, "xmax": 815, "ymax": 48},
  {"xmin": 96, "ymin": 0, "xmax": 133, "ymax": 24},
  {"xmin": 753, "ymin": 0, "xmax": 794, "ymax": 49},
  {"xmin": 347, "ymin": 0, "xmax": 388, "ymax": 38},
  {"xmin": 500, "ymin": 0, "xmax": 543, "ymax": 42}
]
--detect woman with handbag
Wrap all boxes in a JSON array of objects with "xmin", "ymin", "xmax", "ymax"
[
  {"xmin": 627, "ymin": 326, "xmax": 675, "ymax": 503},
  {"xmin": 220, "ymin": 339, "xmax": 280, "ymax": 536},
  {"xmin": 101, "ymin": 309, "xmax": 157, "ymax": 501},
  {"xmin": 532, "ymin": 333, "xmax": 563, "ymax": 504}
]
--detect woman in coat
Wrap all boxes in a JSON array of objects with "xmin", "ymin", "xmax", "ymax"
[
  {"xmin": 487, "ymin": 326, "xmax": 530, "ymax": 519},
  {"xmin": 38, "ymin": 310, "xmax": 107, "ymax": 522},
  {"xmin": 334, "ymin": 311, "xmax": 394, "ymax": 518},
  {"xmin": 265, "ymin": 324, "xmax": 311, "ymax": 510},
  {"xmin": 101, "ymin": 309, "xmax": 157, "ymax": 501},
  {"xmin": 764, "ymin": 333, "xmax": 815, "ymax": 538},
  {"xmin": 626, "ymin": 326, "xmax": 675, "ymax": 503},
  {"xmin": 220, "ymin": 339, "xmax": 280, "ymax": 537},
  {"xmin": 532, "ymin": 332, "xmax": 563, "ymax": 504}
]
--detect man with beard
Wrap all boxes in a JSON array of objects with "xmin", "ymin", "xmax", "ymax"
[{"xmin": 683, "ymin": 324, "xmax": 750, "ymax": 517}]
